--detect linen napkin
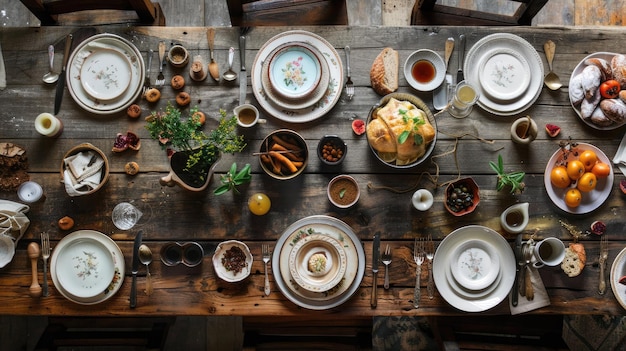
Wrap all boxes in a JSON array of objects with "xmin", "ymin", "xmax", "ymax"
[
  {"xmin": 63, "ymin": 151, "xmax": 104, "ymax": 196},
  {"xmin": 0, "ymin": 199, "xmax": 30, "ymax": 268},
  {"xmin": 612, "ymin": 131, "xmax": 626, "ymax": 176},
  {"xmin": 509, "ymin": 266, "xmax": 550, "ymax": 315},
  {"xmin": 0, "ymin": 42, "xmax": 6, "ymax": 90}
]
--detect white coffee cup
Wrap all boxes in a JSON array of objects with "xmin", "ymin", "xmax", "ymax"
[
  {"xmin": 234, "ymin": 104, "xmax": 266, "ymax": 127},
  {"xmin": 532, "ymin": 237, "xmax": 565, "ymax": 268}
]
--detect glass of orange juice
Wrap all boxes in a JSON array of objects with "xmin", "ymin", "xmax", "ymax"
[{"xmin": 448, "ymin": 81, "xmax": 480, "ymax": 118}]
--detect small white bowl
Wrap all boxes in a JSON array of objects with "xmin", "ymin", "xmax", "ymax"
[
  {"xmin": 212, "ymin": 240, "xmax": 253, "ymax": 282},
  {"xmin": 404, "ymin": 49, "xmax": 446, "ymax": 92}
]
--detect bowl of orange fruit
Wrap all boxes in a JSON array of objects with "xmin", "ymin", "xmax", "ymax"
[{"xmin": 544, "ymin": 142, "xmax": 613, "ymax": 214}]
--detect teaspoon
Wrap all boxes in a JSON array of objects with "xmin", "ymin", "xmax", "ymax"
[
  {"xmin": 222, "ymin": 47, "xmax": 237, "ymax": 81},
  {"xmin": 543, "ymin": 40, "xmax": 562, "ymax": 90},
  {"xmin": 138, "ymin": 244, "xmax": 153, "ymax": 296},
  {"xmin": 43, "ymin": 45, "xmax": 59, "ymax": 84}
]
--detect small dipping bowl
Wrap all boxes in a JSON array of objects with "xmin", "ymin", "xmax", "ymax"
[
  {"xmin": 317, "ymin": 135, "xmax": 347, "ymax": 166},
  {"xmin": 160, "ymin": 242, "xmax": 204, "ymax": 267},
  {"xmin": 404, "ymin": 49, "xmax": 446, "ymax": 92},
  {"xmin": 168, "ymin": 45, "xmax": 189, "ymax": 68},
  {"xmin": 327, "ymin": 175, "xmax": 360, "ymax": 209}
]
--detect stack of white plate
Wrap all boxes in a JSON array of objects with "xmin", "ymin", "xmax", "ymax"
[
  {"xmin": 50, "ymin": 230, "xmax": 125, "ymax": 305},
  {"xmin": 272, "ymin": 215, "xmax": 365, "ymax": 310},
  {"xmin": 66, "ymin": 34, "xmax": 145, "ymax": 115},
  {"xmin": 252, "ymin": 30, "xmax": 344, "ymax": 123},
  {"xmin": 433, "ymin": 225, "xmax": 515, "ymax": 312}
]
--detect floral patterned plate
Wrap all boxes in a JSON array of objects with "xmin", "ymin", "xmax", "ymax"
[
  {"xmin": 80, "ymin": 48, "xmax": 132, "ymax": 101},
  {"xmin": 252, "ymin": 30, "xmax": 343, "ymax": 123},
  {"xmin": 478, "ymin": 47, "xmax": 531, "ymax": 102},
  {"xmin": 449, "ymin": 239, "xmax": 500, "ymax": 291},
  {"xmin": 50, "ymin": 230, "xmax": 124, "ymax": 304},
  {"xmin": 268, "ymin": 43, "xmax": 322, "ymax": 100},
  {"xmin": 288, "ymin": 233, "xmax": 347, "ymax": 293},
  {"xmin": 433, "ymin": 225, "xmax": 515, "ymax": 312}
]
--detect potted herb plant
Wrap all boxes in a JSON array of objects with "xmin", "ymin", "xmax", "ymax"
[{"xmin": 145, "ymin": 103, "xmax": 246, "ymax": 192}]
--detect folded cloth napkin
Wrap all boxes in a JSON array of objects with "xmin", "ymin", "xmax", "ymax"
[
  {"xmin": 612, "ymin": 131, "xmax": 626, "ymax": 176},
  {"xmin": 0, "ymin": 42, "xmax": 5, "ymax": 90},
  {"xmin": 509, "ymin": 266, "xmax": 550, "ymax": 315},
  {"xmin": 0, "ymin": 199, "xmax": 30, "ymax": 268},
  {"xmin": 63, "ymin": 151, "xmax": 104, "ymax": 197}
]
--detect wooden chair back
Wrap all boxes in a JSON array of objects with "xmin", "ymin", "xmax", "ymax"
[
  {"xmin": 19, "ymin": 0, "xmax": 165, "ymax": 26},
  {"xmin": 227, "ymin": 0, "xmax": 348, "ymax": 26},
  {"xmin": 412, "ymin": 0, "xmax": 548, "ymax": 26}
]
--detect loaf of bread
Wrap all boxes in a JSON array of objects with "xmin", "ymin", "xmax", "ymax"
[
  {"xmin": 611, "ymin": 54, "xmax": 626, "ymax": 89},
  {"xmin": 600, "ymin": 98, "xmax": 626, "ymax": 124},
  {"xmin": 370, "ymin": 48, "xmax": 398, "ymax": 96},
  {"xmin": 561, "ymin": 243, "xmax": 586, "ymax": 277}
]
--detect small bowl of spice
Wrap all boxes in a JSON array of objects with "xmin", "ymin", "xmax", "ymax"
[
  {"xmin": 327, "ymin": 175, "xmax": 360, "ymax": 209},
  {"xmin": 212, "ymin": 240, "xmax": 253, "ymax": 282},
  {"xmin": 317, "ymin": 135, "xmax": 347, "ymax": 166},
  {"xmin": 168, "ymin": 44, "xmax": 189, "ymax": 68},
  {"xmin": 444, "ymin": 177, "xmax": 480, "ymax": 216}
]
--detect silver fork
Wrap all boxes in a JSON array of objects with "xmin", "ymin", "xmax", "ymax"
[
  {"xmin": 344, "ymin": 46, "xmax": 354, "ymax": 100},
  {"xmin": 425, "ymin": 234, "xmax": 435, "ymax": 299},
  {"xmin": 381, "ymin": 245, "xmax": 392, "ymax": 289},
  {"xmin": 413, "ymin": 238, "xmax": 425, "ymax": 308},
  {"xmin": 262, "ymin": 244, "xmax": 271, "ymax": 296},
  {"xmin": 40, "ymin": 232, "xmax": 50, "ymax": 297},
  {"xmin": 599, "ymin": 233, "xmax": 609, "ymax": 295},
  {"xmin": 142, "ymin": 49, "xmax": 153, "ymax": 96},
  {"xmin": 156, "ymin": 41, "xmax": 166, "ymax": 86}
]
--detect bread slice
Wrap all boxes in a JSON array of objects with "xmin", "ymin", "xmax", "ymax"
[
  {"xmin": 370, "ymin": 48, "xmax": 398, "ymax": 95},
  {"xmin": 561, "ymin": 243, "xmax": 586, "ymax": 277}
]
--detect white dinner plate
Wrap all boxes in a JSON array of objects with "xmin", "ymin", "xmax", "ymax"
[
  {"xmin": 478, "ymin": 47, "xmax": 531, "ymax": 102},
  {"xmin": 50, "ymin": 230, "xmax": 125, "ymax": 305},
  {"xmin": 445, "ymin": 258, "xmax": 502, "ymax": 299},
  {"xmin": 610, "ymin": 246, "xmax": 626, "ymax": 310},
  {"xmin": 67, "ymin": 34, "xmax": 144, "ymax": 115},
  {"xmin": 543, "ymin": 142, "xmax": 614, "ymax": 214},
  {"xmin": 251, "ymin": 30, "xmax": 344, "ymax": 123},
  {"xmin": 449, "ymin": 239, "xmax": 500, "ymax": 291},
  {"xmin": 464, "ymin": 33, "xmax": 544, "ymax": 116},
  {"xmin": 80, "ymin": 48, "xmax": 132, "ymax": 101},
  {"xmin": 288, "ymin": 233, "xmax": 347, "ymax": 293},
  {"xmin": 433, "ymin": 225, "xmax": 516, "ymax": 312},
  {"xmin": 569, "ymin": 52, "xmax": 624, "ymax": 130},
  {"xmin": 272, "ymin": 215, "xmax": 365, "ymax": 310}
]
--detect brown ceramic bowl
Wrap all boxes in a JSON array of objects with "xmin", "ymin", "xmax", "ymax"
[
  {"xmin": 317, "ymin": 135, "xmax": 347, "ymax": 166},
  {"xmin": 60, "ymin": 143, "xmax": 110, "ymax": 196},
  {"xmin": 259, "ymin": 129, "xmax": 308, "ymax": 180},
  {"xmin": 444, "ymin": 177, "xmax": 480, "ymax": 216},
  {"xmin": 327, "ymin": 175, "xmax": 360, "ymax": 209}
]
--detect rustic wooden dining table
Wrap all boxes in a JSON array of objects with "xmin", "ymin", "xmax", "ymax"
[{"xmin": 0, "ymin": 25, "xmax": 625, "ymax": 321}]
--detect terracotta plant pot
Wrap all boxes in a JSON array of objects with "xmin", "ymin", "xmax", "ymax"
[{"xmin": 160, "ymin": 149, "xmax": 221, "ymax": 192}]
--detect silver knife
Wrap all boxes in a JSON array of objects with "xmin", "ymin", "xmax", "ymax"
[
  {"xmin": 456, "ymin": 34, "xmax": 466, "ymax": 84},
  {"xmin": 371, "ymin": 232, "xmax": 380, "ymax": 308},
  {"xmin": 512, "ymin": 234, "xmax": 523, "ymax": 307},
  {"xmin": 238, "ymin": 33, "xmax": 247, "ymax": 106},
  {"xmin": 130, "ymin": 230, "xmax": 143, "ymax": 308},
  {"xmin": 54, "ymin": 34, "xmax": 72, "ymax": 115},
  {"xmin": 433, "ymin": 37, "xmax": 455, "ymax": 110}
]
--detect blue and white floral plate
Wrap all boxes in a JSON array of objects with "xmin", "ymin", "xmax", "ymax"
[
  {"xmin": 51, "ymin": 230, "xmax": 124, "ymax": 305},
  {"xmin": 433, "ymin": 225, "xmax": 515, "ymax": 312},
  {"xmin": 252, "ymin": 30, "xmax": 343, "ymax": 123}
]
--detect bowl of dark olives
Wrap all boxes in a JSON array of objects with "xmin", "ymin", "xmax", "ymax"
[{"xmin": 444, "ymin": 177, "xmax": 480, "ymax": 216}]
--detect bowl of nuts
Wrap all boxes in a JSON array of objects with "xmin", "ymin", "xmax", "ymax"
[
  {"xmin": 444, "ymin": 177, "xmax": 480, "ymax": 216},
  {"xmin": 212, "ymin": 240, "xmax": 253, "ymax": 282},
  {"xmin": 317, "ymin": 135, "xmax": 347, "ymax": 166}
]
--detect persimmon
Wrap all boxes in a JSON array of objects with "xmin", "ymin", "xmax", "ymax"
[
  {"xmin": 566, "ymin": 160, "xmax": 585, "ymax": 181},
  {"xmin": 591, "ymin": 162, "xmax": 611, "ymax": 178},
  {"xmin": 550, "ymin": 166, "xmax": 571, "ymax": 188},
  {"xmin": 564, "ymin": 189, "xmax": 582, "ymax": 208},
  {"xmin": 579, "ymin": 150, "xmax": 598, "ymax": 171},
  {"xmin": 577, "ymin": 172, "xmax": 597, "ymax": 192}
]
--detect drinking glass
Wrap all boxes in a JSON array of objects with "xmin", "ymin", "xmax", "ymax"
[
  {"xmin": 112, "ymin": 202, "xmax": 143, "ymax": 230},
  {"xmin": 448, "ymin": 81, "xmax": 480, "ymax": 118}
]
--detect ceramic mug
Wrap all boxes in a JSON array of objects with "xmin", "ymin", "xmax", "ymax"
[
  {"xmin": 234, "ymin": 104, "xmax": 266, "ymax": 127},
  {"xmin": 532, "ymin": 237, "xmax": 565, "ymax": 268}
]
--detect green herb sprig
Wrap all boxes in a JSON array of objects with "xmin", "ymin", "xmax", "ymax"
[
  {"xmin": 489, "ymin": 154, "xmax": 526, "ymax": 194},
  {"xmin": 214, "ymin": 163, "xmax": 252, "ymax": 195},
  {"xmin": 397, "ymin": 108, "xmax": 426, "ymax": 145}
]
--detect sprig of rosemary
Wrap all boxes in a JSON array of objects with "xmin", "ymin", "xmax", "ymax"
[{"xmin": 489, "ymin": 154, "xmax": 526, "ymax": 194}]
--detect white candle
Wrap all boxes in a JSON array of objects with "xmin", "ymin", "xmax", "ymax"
[
  {"xmin": 412, "ymin": 189, "xmax": 434, "ymax": 211},
  {"xmin": 17, "ymin": 181, "xmax": 43, "ymax": 203},
  {"xmin": 35, "ymin": 113, "xmax": 63, "ymax": 137}
]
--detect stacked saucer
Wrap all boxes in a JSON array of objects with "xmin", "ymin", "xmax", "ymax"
[
  {"xmin": 433, "ymin": 225, "xmax": 515, "ymax": 312},
  {"xmin": 50, "ymin": 230, "xmax": 124, "ymax": 305}
]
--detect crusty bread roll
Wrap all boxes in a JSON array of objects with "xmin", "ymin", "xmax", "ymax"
[
  {"xmin": 370, "ymin": 48, "xmax": 398, "ymax": 96},
  {"xmin": 619, "ymin": 89, "xmax": 626, "ymax": 103},
  {"xmin": 600, "ymin": 98, "xmax": 626, "ymax": 124},
  {"xmin": 569, "ymin": 73, "xmax": 585, "ymax": 106},
  {"xmin": 611, "ymin": 54, "xmax": 626, "ymax": 89},
  {"xmin": 590, "ymin": 106, "xmax": 613, "ymax": 127},
  {"xmin": 581, "ymin": 65, "xmax": 602, "ymax": 100},
  {"xmin": 561, "ymin": 243, "xmax": 586, "ymax": 278},
  {"xmin": 581, "ymin": 89, "xmax": 601, "ymax": 119},
  {"xmin": 585, "ymin": 57, "xmax": 613, "ymax": 81}
]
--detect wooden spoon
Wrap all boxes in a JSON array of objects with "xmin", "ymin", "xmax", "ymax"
[
  {"xmin": 27, "ymin": 242, "xmax": 42, "ymax": 297},
  {"xmin": 207, "ymin": 27, "xmax": 219, "ymax": 81}
]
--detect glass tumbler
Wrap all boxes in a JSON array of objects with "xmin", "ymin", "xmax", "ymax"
[
  {"xmin": 112, "ymin": 202, "xmax": 143, "ymax": 230},
  {"xmin": 448, "ymin": 81, "xmax": 480, "ymax": 118}
]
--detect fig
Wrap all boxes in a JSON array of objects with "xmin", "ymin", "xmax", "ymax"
[
  {"xmin": 545, "ymin": 123, "xmax": 561, "ymax": 137},
  {"xmin": 58, "ymin": 216, "xmax": 74, "ymax": 230},
  {"xmin": 620, "ymin": 276, "xmax": 626, "ymax": 286},
  {"xmin": 621, "ymin": 179, "xmax": 626, "ymax": 195},
  {"xmin": 112, "ymin": 132, "xmax": 141, "ymax": 152},
  {"xmin": 590, "ymin": 221, "xmax": 606, "ymax": 235},
  {"xmin": 352, "ymin": 119, "xmax": 365, "ymax": 135}
]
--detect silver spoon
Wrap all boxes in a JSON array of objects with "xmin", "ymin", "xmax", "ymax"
[
  {"xmin": 138, "ymin": 244, "xmax": 153, "ymax": 296},
  {"xmin": 43, "ymin": 45, "xmax": 59, "ymax": 84},
  {"xmin": 222, "ymin": 47, "xmax": 237, "ymax": 81}
]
